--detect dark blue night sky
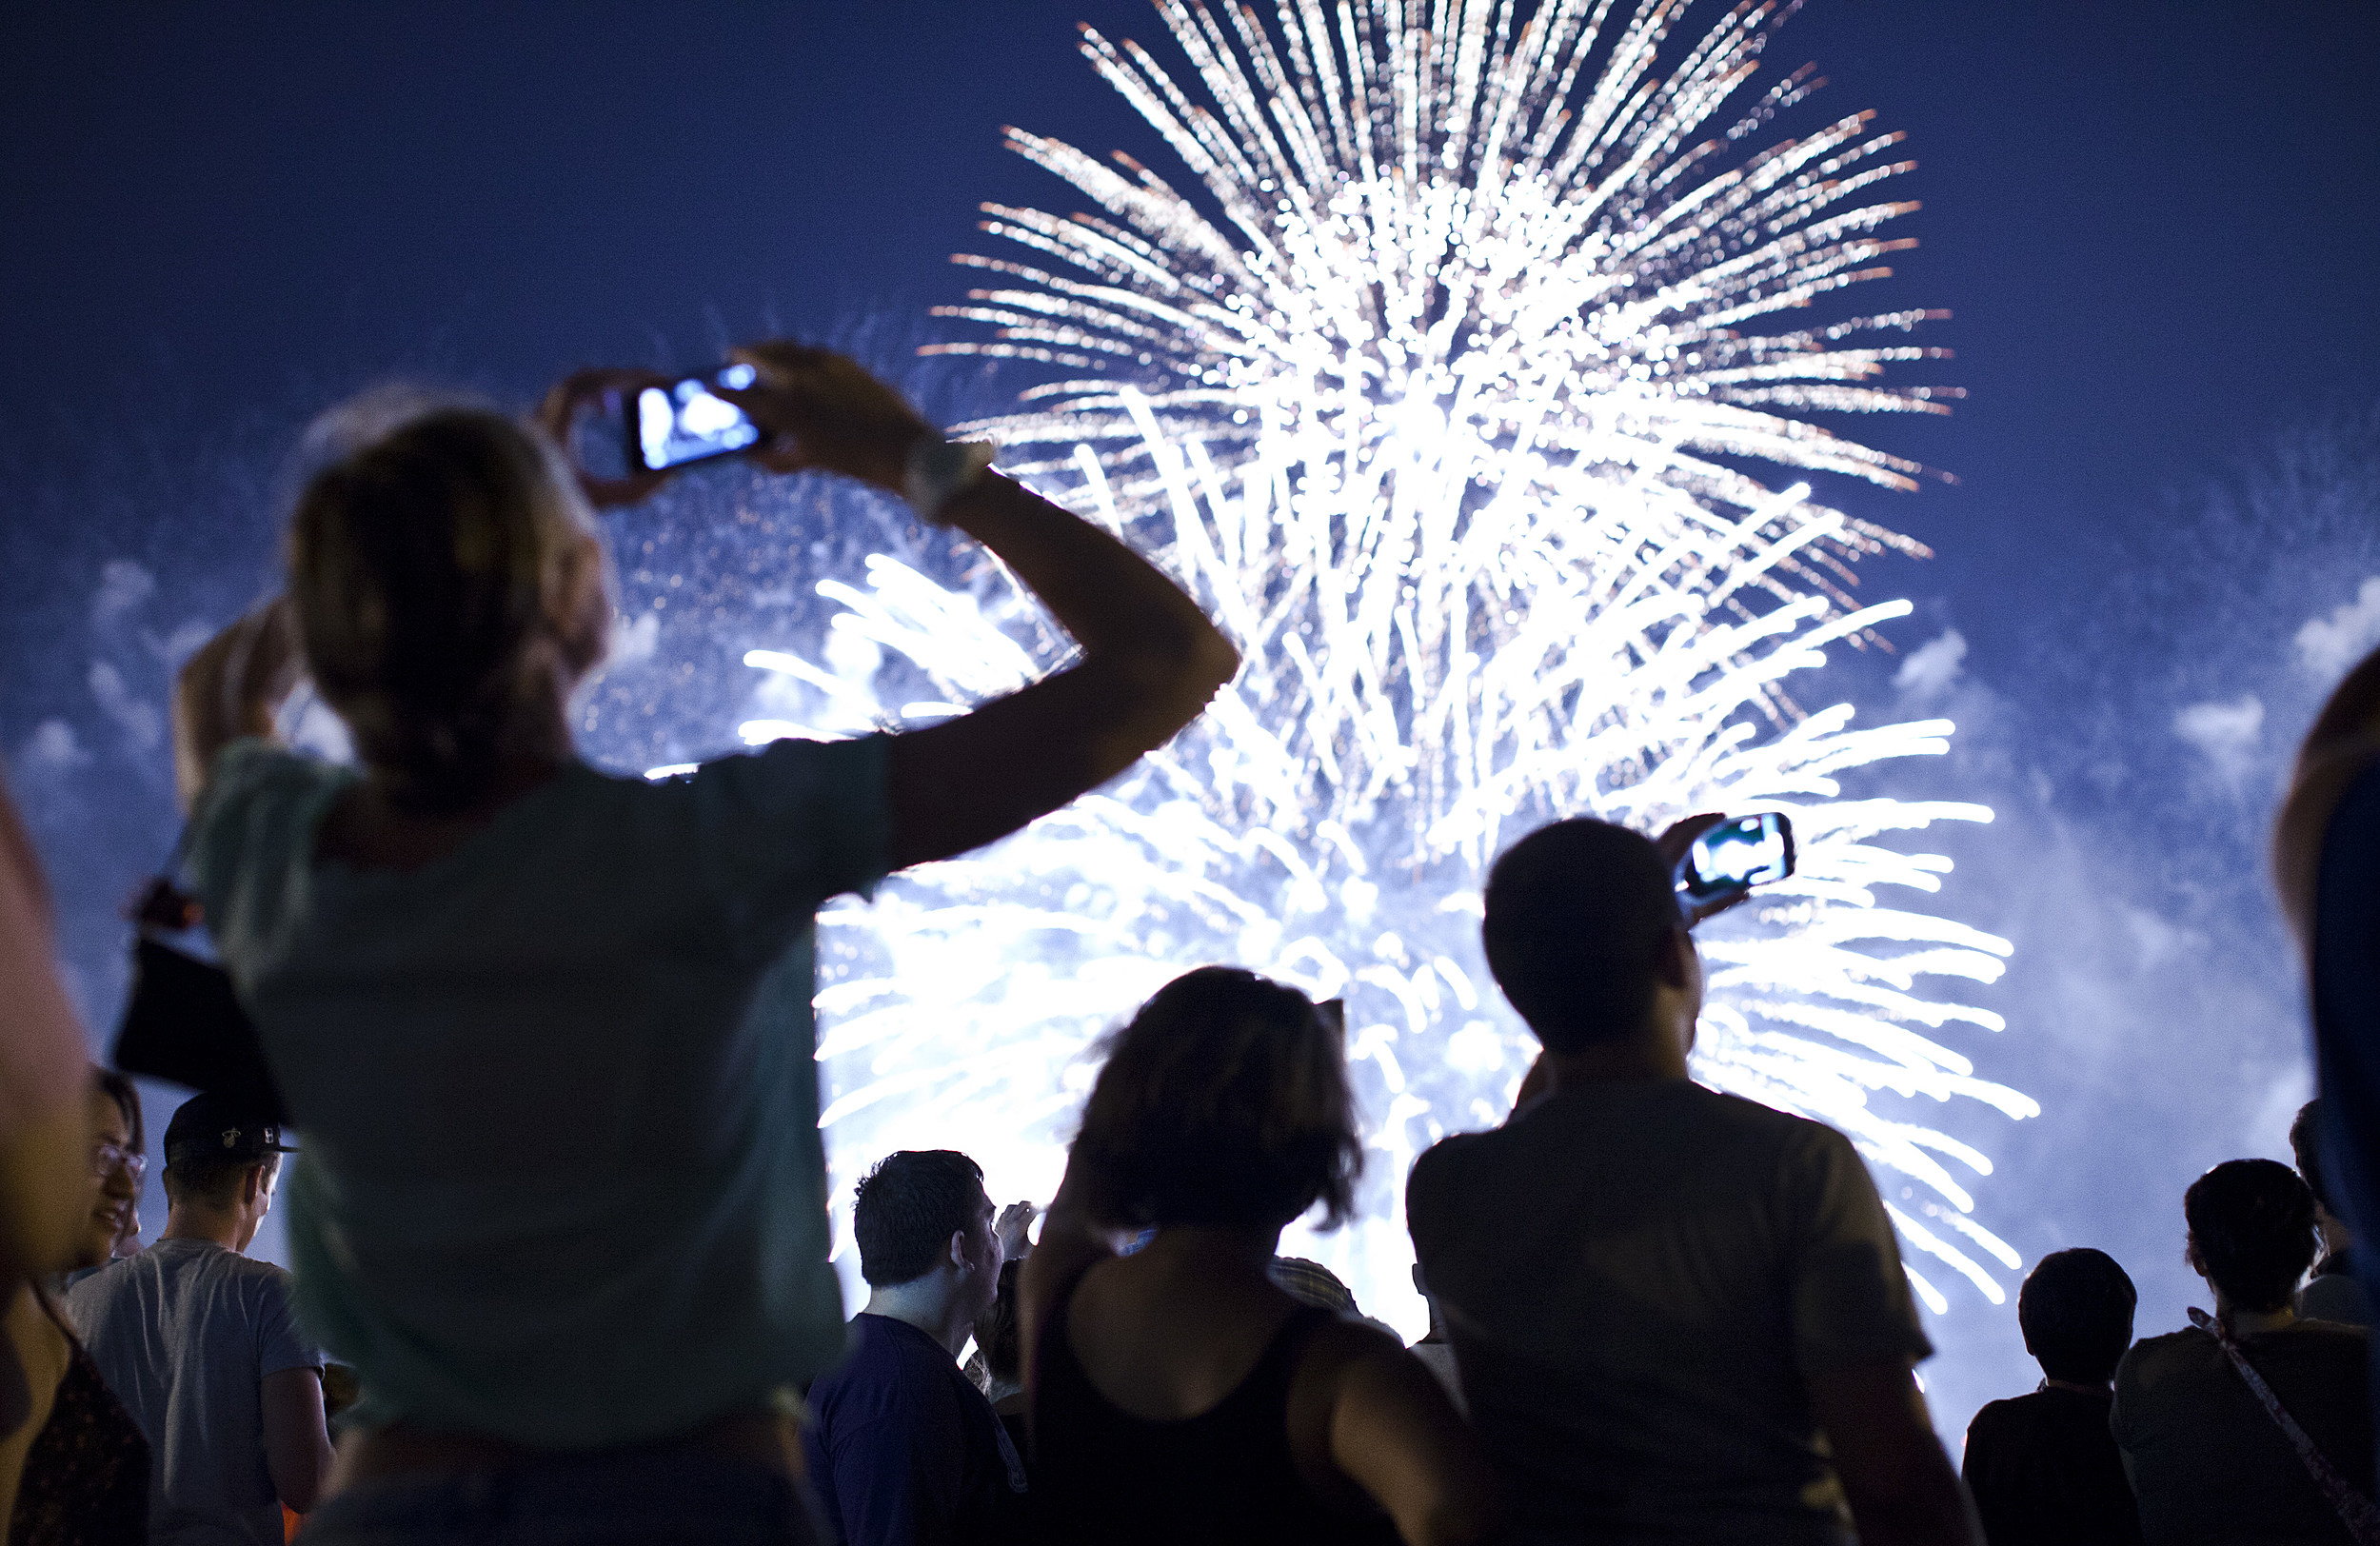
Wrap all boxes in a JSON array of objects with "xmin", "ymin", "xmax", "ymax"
[{"xmin": 5, "ymin": 2, "xmax": 2376, "ymax": 1437}]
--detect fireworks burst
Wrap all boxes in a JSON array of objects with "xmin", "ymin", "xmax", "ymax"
[{"xmin": 737, "ymin": 0, "xmax": 2034, "ymax": 1325}]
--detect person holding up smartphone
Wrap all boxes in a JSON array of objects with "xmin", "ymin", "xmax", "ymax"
[
  {"xmin": 169, "ymin": 342, "xmax": 1238, "ymax": 1544},
  {"xmin": 1406, "ymin": 812, "xmax": 1983, "ymax": 1546}
]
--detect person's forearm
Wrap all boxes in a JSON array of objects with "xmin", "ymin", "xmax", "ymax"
[
  {"xmin": 942, "ymin": 474, "xmax": 1235, "ymax": 681},
  {"xmin": 1815, "ymin": 1363, "xmax": 1984, "ymax": 1546},
  {"xmin": 1843, "ymin": 1444, "xmax": 1983, "ymax": 1546},
  {"xmin": 1018, "ymin": 1159, "xmax": 1118, "ymax": 1404},
  {"xmin": 876, "ymin": 470, "xmax": 1240, "ymax": 865},
  {"xmin": 173, "ymin": 601, "xmax": 299, "ymax": 810},
  {"xmin": 261, "ymin": 1367, "xmax": 333, "ymax": 1514}
]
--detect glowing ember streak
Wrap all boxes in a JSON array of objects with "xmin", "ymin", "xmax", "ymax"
[{"xmin": 736, "ymin": 0, "xmax": 2034, "ymax": 1327}]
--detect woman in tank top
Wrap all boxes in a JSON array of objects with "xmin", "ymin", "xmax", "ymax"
[
  {"xmin": 1023, "ymin": 967, "xmax": 1503, "ymax": 1545},
  {"xmin": 10, "ymin": 1070, "xmax": 149, "ymax": 1544}
]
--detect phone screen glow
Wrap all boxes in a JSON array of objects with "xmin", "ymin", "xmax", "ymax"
[
  {"xmin": 636, "ymin": 367, "xmax": 761, "ymax": 471},
  {"xmin": 1690, "ymin": 816, "xmax": 1790, "ymax": 889}
]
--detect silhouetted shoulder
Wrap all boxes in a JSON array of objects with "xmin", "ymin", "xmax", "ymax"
[
  {"xmin": 1308, "ymin": 1312, "xmax": 1409, "ymax": 1361},
  {"xmin": 1965, "ymin": 1393, "xmax": 2025, "ymax": 1435},
  {"xmin": 1406, "ymin": 1122, "xmax": 1507, "ymax": 1228},
  {"xmin": 1409, "ymin": 1080, "xmax": 1839, "ymax": 1209},
  {"xmin": 2113, "ymin": 1325, "xmax": 2215, "ymax": 1398},
  {"xmin": 1693, "ymin": 1083, "xmax": 1845, "ymax": 1143}
]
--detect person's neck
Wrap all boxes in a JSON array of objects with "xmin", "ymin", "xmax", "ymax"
[
  {"xmin": 1128, "ymin": 1224, "xmax": 1279, "ymax": 1278},
  {"xmin": 2212, "ymin": 1288, "xmax": 2297, "ymax": 1337},
  {"xmin": 1540, "ymin": 1023, "xmax": 1692, "ymax": 1088},
  {"xmin": 373, "ymin": 746, "xmax": 574, "ymax": 819},
  {"xmin": 328, "ymin": 742, "xmax": 575, "ymax": 871},
  {"xmin": 864, "ymin": 1273, "xmax": 976, "ymax": 1357},
  {"xmin": 2040, "ymin": 1377, "xmax": 2111, "ymax": 1396},
  {"xmin": 160, "ymin": 1207, "xmax": 245, "ymax": 1253}
]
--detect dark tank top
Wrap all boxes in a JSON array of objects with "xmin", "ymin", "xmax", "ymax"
[
  {"xmin": 10, "ymin": 1312, "xmax": 149, "ymax": 1546},
  {"xmin": 1032, "ymin": 1280, "xmax": 1402, "ymax": 1545}
]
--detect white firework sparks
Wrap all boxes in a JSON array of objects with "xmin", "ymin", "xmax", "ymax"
[{"xmin": 735, "ymin": 0, "xmax": 2036, "ymax": 1326}]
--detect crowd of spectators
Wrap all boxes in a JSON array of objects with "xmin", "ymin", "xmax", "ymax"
[{"xmin": 1, "ymin": 342, "xmax": 2376, "ymax": 1546}]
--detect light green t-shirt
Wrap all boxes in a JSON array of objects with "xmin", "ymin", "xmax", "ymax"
[{"xmin": 188, "ymin": 734, "xmax": 887, "ymax": 1449}]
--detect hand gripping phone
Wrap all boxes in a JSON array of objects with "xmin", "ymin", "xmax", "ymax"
[{"xmin": 1675, "ymin": 811, "xmax": 1795, "ymax": 908}]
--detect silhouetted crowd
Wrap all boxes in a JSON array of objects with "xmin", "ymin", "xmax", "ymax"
[{"xmin": 5, "ymin": 345, "xmax": 2378, "ymax": 1546}]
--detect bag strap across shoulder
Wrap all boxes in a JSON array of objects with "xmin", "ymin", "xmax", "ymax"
[{"xmin": 2190, "ymin": 1306, "xmax": 2380, "ymax": 1544}]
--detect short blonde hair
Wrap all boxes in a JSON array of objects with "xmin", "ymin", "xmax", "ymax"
[{"xmin": 288, "ymin": 396, "xmax": 601, "ymax": 811}]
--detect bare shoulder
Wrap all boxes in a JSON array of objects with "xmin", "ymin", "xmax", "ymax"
[
  {"xmin": 1299, "ymin": 1314, "xmax": 1432, "ymax": 1388},
  {"xmin": 1287, "ymin": 1316, "xmax": 1462, "ymax": 1458},
  {"xmin": 1314, "ymin": 1314, "xmax": 1407, "ymax": 1355}
]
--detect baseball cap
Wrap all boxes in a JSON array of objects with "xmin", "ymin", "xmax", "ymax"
[{"xmin": 162, "ymin": 1090, "xmax": 297, "ymax": 1168}]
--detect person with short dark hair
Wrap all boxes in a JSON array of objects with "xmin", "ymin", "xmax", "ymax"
[
  {"xmin": 2291, "ymin": 1100, "xmax": 2370, "ymax": 1325},
  {"xmin": 800, "ymin": 1150, "xmax": 1027, "ymax": 1545},
  {"xmin": 1408, "ymin": 816, "xmax": 1978, "ymax": 1546},
  {"xmin": 2112, "ymin": 1159, "xmax": 2373, "ymax": 1544},
  {"xmin": 1024, "ymin": 966, "xmax": 1501, "ymax": 1546},
  {"xmin": 67, "ymin": 1092, "xmax": 330, "ymax": 1545},
  {"xmin": 1960, "ymin": 1249, "xmax": 2142, "ymax": 1545}
]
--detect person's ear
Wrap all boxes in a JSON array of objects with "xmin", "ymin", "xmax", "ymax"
[
  {"xmin": 242, "ymin": 1163, "xmax": 267, "ymax": 1212},
  {"xmin": 547, "ymin": 530, "xmax": 614, "ymax": 680},
  {"xmin": 1655, "ymin": 924, "xmax": 1694, "ymax": 989},
  {"xmin": 2184, "ymin": 1235, "xmax": 2204, "ymax": 1277},
  {"xmin": 949, "ymin": 1230, "xmax": 969, "ymax": 1272}
]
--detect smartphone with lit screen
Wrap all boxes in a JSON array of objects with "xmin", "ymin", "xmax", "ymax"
[
  {"xmin": 1676, "ymin": 811, "xmax": 1795, "ymax": 908},
  {"xmin": 625, "ymin": 364, "xmax": 763, "ymax": 473}
]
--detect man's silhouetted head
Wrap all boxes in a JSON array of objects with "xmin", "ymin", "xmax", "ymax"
[{"xmin": 1482, "ymin": 818, "xmax": 1683, "ymax": 1054}]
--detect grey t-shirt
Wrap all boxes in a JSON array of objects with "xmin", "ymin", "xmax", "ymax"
[
  {"xmin": 1406, "ymin": 1080, "xmax": 1933, "ymax": 1546},
  {"xmin": 2112, "ymin": 1318, "xmax": 2372, "ymax": 1546},
  {"xmin": 67, "ymin": 1238, "xmax": 325, "ymax": 1546}
]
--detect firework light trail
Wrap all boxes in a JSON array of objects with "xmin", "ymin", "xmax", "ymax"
[{"xmin": 725, "ymin": 0, "xmax": 2037, "ymax": 1327}]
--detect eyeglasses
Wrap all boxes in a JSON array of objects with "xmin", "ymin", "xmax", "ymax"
[{"xmin": 92, "ymin": 1142, "xmax": 147, "ymax": 1183}]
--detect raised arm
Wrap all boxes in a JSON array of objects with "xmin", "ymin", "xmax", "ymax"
[
  {"xmin": 1808, "ymin": 1361, "xmax": 1983, "ymax": 1546},
  {"xmin": 882, "ymin": 471, "xmax": 1238, "ymax": 865},
  {"xmin": 172, "ymin": 598, "xmax": 301, "ymax": 813},
  {"xmin": 1016, "ymin": 1147, "xmax": 1121, "ymax": 1413},
  {"xmin": 713, "ymin": 344, "xmax": 1239, "ymax": 869}
]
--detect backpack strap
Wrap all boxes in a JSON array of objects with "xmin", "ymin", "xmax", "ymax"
[{"xmin": 2189, "ymin": 1307, "xmax": 2380, "ymax": 1544}]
